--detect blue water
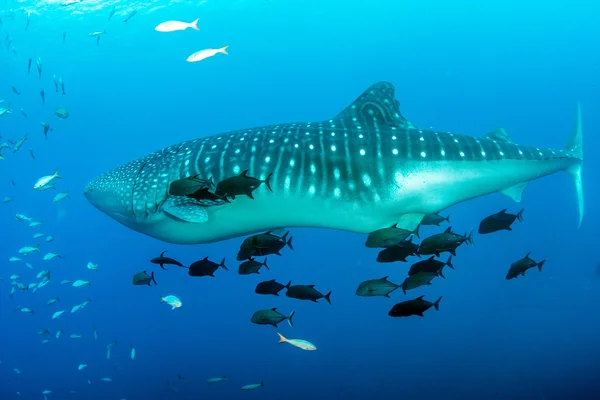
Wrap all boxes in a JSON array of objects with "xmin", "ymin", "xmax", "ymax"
[{"xmin": 1, "ymin": 0, "xmax": 600, "ymax": 399}]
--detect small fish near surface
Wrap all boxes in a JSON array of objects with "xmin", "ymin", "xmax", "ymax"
[
  {"xmin": 365, "ymin": 223, "xmax": 420, "ymax": 248},
  {"xmin": 276, "ymin": 332, "xmax": 316, "ymax": 351},
  {"xmin": 478, "ymin": 208, "xmax": 524, "ymax": 234},
  {"xmin": 160, "ymin": 294, "xmax": 182, "ymax": 309},
  {"xmin": 376, "ymin": 237, "xmax": 420, "ymax": 263},
  {"xmin": 214, "ymin": 169, "xmax": 273, "ymax": 200},
  {"xmin": 506, "ymin": 252, "xmax": 546, "ymax": 280},
  {"xmin": 186, "ymin": 45, "xmax": 229, "ymax": 63},
  {"xmin": 251, "ymin": 308, "xmax": 294, "ymax": 327},
  {"xmin": 41, "ymin": 122, "xmax": 53, "ymax": 138},
  {"xmin": 133, "ymin": 270, "xmax": 157, "ymax": 286},
  {"xmin": 408, "ymin": 255, "xmax": 454, "ymax": 279},
  {"xmin": 418, "ymin": 227, "xmax": 473, "ymax": 257},
  {"xmin": 241, "ymin": 381, "xmax": 264, "ymax": 391},
  {"xmin": 420, "ymin": 213, "xmax": 450, "ymax": 226},
  {"xmin": 401, "ymin": 271, "xmax": 439, "ymax": 294},
  {"xmin": 255, "ymin": 279, "xmax": 289, "ymax": 296},
  {"xmin": 150, "ymin": 250, "xmax": 185, "ymax": 270},
  {"xmin": 54, "ymin": 107, "xmax": 69, "ymax": 119},
  {"xmin": 188, "ymin": 257, "xmax": 228, "ymax": 277},
  {"xmin": 169, "ymin": 175, "xmax": 214, "ymax": 197},
  {"xmin": 355, "ymin": 276, "xmax": 400, "ymax": 298},
  {"xmin": 286, "ymin": 283, "xmax": 331, "ymax": 304},
  {"xmin": 388, "ymin": 295, "xmax": 442, "ymax": 317},
  {"xmin": 238, "ymin": 257, "xmax": 269, "ymax": 275},
  {"xmin": 155, "ymin": 18, "xmax": 200, "ymax": 32},
  {"xmin": 207, "ymin": 376, "xmax": 227, "ymax": 384},
  {"xmin": 237, "ymin": 230, "xmax": 293, "ymax": 261}
]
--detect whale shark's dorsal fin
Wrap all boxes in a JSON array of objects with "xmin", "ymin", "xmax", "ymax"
[
  {"xmin": 484, "ymin": 127, "xmax": 513, "ymax": 143},
  {"xmin": 332, "ymin": 82, "xmax": 416, "ymax": 130}
]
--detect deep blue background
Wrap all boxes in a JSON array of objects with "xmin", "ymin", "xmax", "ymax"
[{"xmin": 1, "ymin": 1, "xmax": 599, "ymax": 399}]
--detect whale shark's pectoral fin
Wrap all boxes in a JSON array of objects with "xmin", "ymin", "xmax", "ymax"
[
  {"xmin": 161, "ymin": 197, "xmax": 208, "ymax": 224},
  {"xmin": 500, "ymin": 182, "xmax": 528, "ymax": 202},
  {"xmin": 395, "ymin": 213, "xmax": 426, "ymax": 232}
]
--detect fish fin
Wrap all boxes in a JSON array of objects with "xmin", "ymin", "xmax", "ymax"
[
  {"xmin": 499, "ymin": 209, "xmax": 507, "ymax": 214},
  {"xmin": 499, "ymin": 182, "xmax": 528, "ymax": 202},
  {"xmin": 517, "ymin": 208, "xmax": 524, "ymax": 223},
  {"xmin": 220, "ymin": 258, "xmax": 228, "ymax": 271},
  {"xmin": 324, "ymin": 291, "xmax": 332, "ymax": 305},
  {"xmin": 189, "ymin": 18, "xmax": 200, "ymax": 31},
  {"xmin": 446, "ymin": 255, "xmax": 454, "ymax": 269},
  {"xmin": 384, "ymin": 293, "xmax": 390, "ymax": 298},
  {"xmin": 286, "ymin": 236, "xmax": 294, "ymax": 250},
  {"xmin": 449, "ymin": 250, "xmax": 456, "ymax": 256},
  {"xmin": 264, "ymin": 172, "xmax": 273, "ymax": 192},
  {"xmin": 263, "ymin": 258, "xmax": 269, "ymax": 270},
  {"xmin": 394, "ymin": 213, "xmax": 425, "ymax": 233},
  {"xmin": 438, "ymin": 269, "xmax": 446, "ymax": 279},
  {"xmin": 151, "ymin": 271, "xmax": 157, "ymax": 286},
  {"xmin": 246, "ymin": 191, "xmax": 255, "ymax": 200},
  {"xmin": 285, "ymin": 280, "xmax": 291, "ymax": 289},
  {"xmin": 276, "ymin": 332, "xmax": 286, "ymax": 343},
  {"xmin": 219, "ymin": 45, "xmax": 229, "ymax": 55},
  {"xmin": 162, "ymin": 197, "xmax": 208, "ymax": 224},
  {"xmin": 433, "ymin": 296, "xmax": 442, "ymax": 311},
  {"xmin": 563, "ymin": 102, "xmax": 583, "ymax": 227},
  {"xmin": 444, "ymin": 226, "xmax": 452, "ymax": 233},
  {"xmin": 331, "ymin": 82, "xmax": 416, "ymax": 130},
  {"xmin": 537, "ymin": 259, "xmax": 546, "ymax": 272},
  {"xmin": 416, "ymin": 295, "xmax": 425, "ymax": 300},
  {"xmin": 445, "ymin": 214, "xmax": 451, "ymax": 224},
  {"xmin": 484, "ymin": 127, "xmax": 514, "ymax": 143},
  {"xmin": 381, "ymin": 276, "xmax": 389, "ymax": 281},
  {"xmin": 287, "ymin": 310, "xmax": 295, "ymax": 328}
]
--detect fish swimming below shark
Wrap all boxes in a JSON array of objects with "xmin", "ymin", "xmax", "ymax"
[{"xmin": 84, "ymin": 82, "xmax": 584, "ymax": 244}]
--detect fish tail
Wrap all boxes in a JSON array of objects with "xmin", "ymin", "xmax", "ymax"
[
  {"xmin": 35, "ymin": 244, "xmax": 40, "ymax": 251},
  {"xmin": 433, "ymin": 296, "xmax": 442, "ymax": 311},
  {"xmin": 276, "ymin": 332, "xmax": 286, "ymax": 343},
  {"xmin": 151, "ymin": 271, "xmax": 157, "ymax": 286},
  {"xmin": 263, "ymin": 258, "xmax": 269, "ymax": 270},
  {"xmin": 285, "ymin": 280, "xmax": 291, "ymax": 289},
  {"xmin": 263, "ymin": 172, "xmax": 273, "ymax": 192},
  {"xmin": 445, "ymin": 214, "xmax": 451, "ymax": 224},
  {"xmin": 220, "ymin": 258, "xmax": 229, "ymax": 271},
  {"xmin": 287, "ymin": 310, "xmax": 295, "ymax": 328},
  {"xmin": 516, "ymin": 208, "xmax": 524, "ymax": 223},
  {"xmin": 54, "ymin": 168, "xmax": 61, "ymax": 179},
  {"xmin": 413, "ymin": 224, "xmax": 420, "ymax": 239},
  {"xmin": 324, "ymin": 291, "xmax": 332, "ymax": 305},
  {"xmin": 190, "ymin": 18, "xmax": 200, "ymax": 31},
  {"xmin": 563, "ymin": 102, "xmax": 583, "ymax": 227},
  {"xmin": 537, "ymin": 259, "xmax": 546, "ymax": 272},
  {"xmin": 446, "ymin": 255, "xmax": 454, "ymax": 269},
  {"xmin": 465, "ymin": 230, "xmax": 474, "ymax": 246},
  {"xmin": 219, "ymin": 45, "xmax": 229, "ymax": 55},
  {"xmin": 286, "ymin": 235, "xmax": 294, "ymax": 250}
]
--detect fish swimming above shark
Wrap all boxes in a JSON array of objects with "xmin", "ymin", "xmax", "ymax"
[{"xmin": 84, "ymin": 82, "xmax": 584, "ymax": 244}]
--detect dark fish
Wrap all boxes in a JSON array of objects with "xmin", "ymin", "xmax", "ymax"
[
  {"xmin": 27, "ymin": 58, "xmax": 32, "ymax": 74},
  {"xmin": 506, "ymin": 252, "xmax": 545, "ymax": 280},
  {"xmin": 169, "ymin": 175, "xmax": 214, "ymax": 197},
  {"xmin": 388, "ymin": 295, "xmax": 442, "ymax": 317},
  {"xmin": 214, "ymin": 170, "xmax": 273, "ymax": 200},
  {"xmin": 25, "ymin": 12, "xmax": 30, "ymax": 31},
  {"xmin": 188, "ymin": 257, "xmax": 228, "ymax": 277},
  {"xmin": 20, "ymin": 109, "xmax": 27, "ymax": 118},
  {"xmin": 123, "ymin": 10, "xmax": 138, "ymax": 23},
  {"xmin": 286, "ymin": 283, "xmax": 331, "ymax": 304},
  {"xmin": 418, "ymin": 227, "xmax": 473, "ymax": 257},
  {"xmin": 55, "ymin": 107, "xmax": 69, "ymax": 119},
  {"xmin": 237, "ymin": 231, "xmax": 293, "ymax": 260},
  {"xmin": 96, "ymin": 35, "xmax": 100, "ymax": 46},
  {"xmin": 108, "ymin": 6, "xmax": 116, "ymax": 21},
  {"xmin": 238, "ymin": 257, "xmax": 269, "ymax": 275},
  {"xmin": 150, "ymin": 250, "xmax": 184, "ymax": 270},
  {"xmin": 250, "ymin": 308, "xmax": 294, "ymax": 327},
  {"xmin": 408, "ymin": 255, "xmax": 454, "ymax": 279},
  {"xmin": 40, "ymin": 89, "xmax": 45, "ymax": 105},
  {"xmin": 11, "ymin": 86, "xmax": 20, "ymax": 95},
  {"xmin": 376, "ymin": 237, "xmax": 420, "ymax": 263},
  {"xmin": 365, "ymin": 224, "xmax": 420, "ymax": 248},
  {"xmin": 60, "ymin": 78, "xmax": 66, "ymax": 95},
  {"xmin": 36, "ymin": 58, "xmax": 42, "ymax": 80},
  {"xmin": 255, "ymin": 279, "xmax": 289, "ymax": 296},
  {"xmin": 29, "ymin": 149, "xmax": 35, "ymax": 159},
  {"xmin": 478, "ymin": 208, "xmax": 524, "ymax": 234},
  {"xmin": 132, "ymin": 270, "xmax": 157, "ymax": 286},
  {"xmin": 62, "ymin": 32, "xmax": 66, "ymax": 43},
  {"xmin": 185, "ymin": 187, "xmax": 230, "ymax": 206},
  {"xmin": 53, "ymin": 75, "xmax": 59, "ymax": 92},
  {"xmin": 401, "ymin": 271, "xmax": 438, "ymax": 294},
  {"xmin": 420, "ymin": 213, "xmax": 450, "ymax": 226},
  {"xmin": 355, "ymin": 276, "xmax": 400, "ymax": 298},
  {"xmin": 41, "ymin": 122, "xmax": 52, "ymax": 138}
]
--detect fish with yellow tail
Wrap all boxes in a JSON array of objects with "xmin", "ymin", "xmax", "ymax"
[{"xmin": 276, "ymin": 332, "xmax": 316, "ymax": 351}]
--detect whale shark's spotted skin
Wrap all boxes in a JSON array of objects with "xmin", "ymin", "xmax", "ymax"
[{"xmin": 85, "ymin": 82, "xmax": 583, "ymax": 244}]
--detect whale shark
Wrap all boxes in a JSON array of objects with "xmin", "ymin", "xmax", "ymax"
[{"xmin": 84, "ymin": 82, "xmax": 583, "ymax": 244}]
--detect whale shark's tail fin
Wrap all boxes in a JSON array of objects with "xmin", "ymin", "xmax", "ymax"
[{"xmin": 564, "ymin": 102, "xmax": 583, "ymax": 227}]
